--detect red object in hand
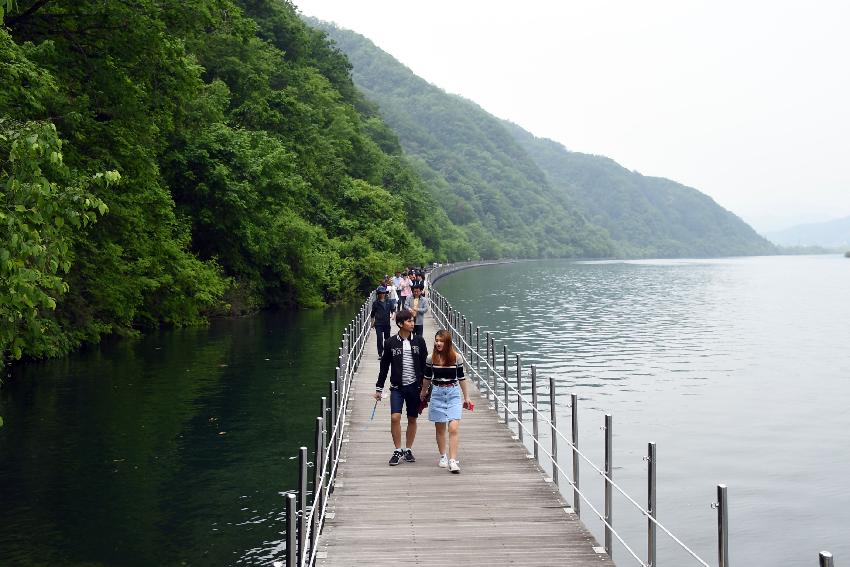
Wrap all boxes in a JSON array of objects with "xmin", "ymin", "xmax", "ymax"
[
  {"xmin": 418, "ymin": 399, "xmax": 429, "ymax": 415},
  {"xmin": 463, "ymin": 400, "xmax": 474, "ymax": 411}
]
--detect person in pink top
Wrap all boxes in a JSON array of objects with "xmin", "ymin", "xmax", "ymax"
[{"xmin": 399, "ymin": 271, "xmax": 413, "ymax": 310}]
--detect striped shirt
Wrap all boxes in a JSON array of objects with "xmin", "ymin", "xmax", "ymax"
[
  {"xmin": 401, "ymin": 339, "xmax": 416, "ymax": 385},
  {"xmin": 424, "ymin": 352, "xmax": 465, "ymax": 384}
]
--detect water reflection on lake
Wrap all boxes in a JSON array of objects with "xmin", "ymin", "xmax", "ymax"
[
  {"xmin": 0, "ymin": 306, "xmax": 354, "ymax": 566},
  {"xmin": 436, "ymin": 255, "xmax": 850, "ymax": 565}
]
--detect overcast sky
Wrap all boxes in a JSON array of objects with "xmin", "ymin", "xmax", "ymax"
[{"xmin": 294, "ymin": 0, "xmax": 849, "ymax": 233}]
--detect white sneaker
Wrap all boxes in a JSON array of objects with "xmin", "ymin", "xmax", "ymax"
[
  {"xmin": 448, "ymin": 459, "xmax": 460, "ymax": 474},
  {"xmin": 438, "ymin": 454, "xmax": 448, "ymax": 468}
]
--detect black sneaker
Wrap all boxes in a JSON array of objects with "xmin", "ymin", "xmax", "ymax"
[
  {"xmin": 403, "ymin": 449, "xmax": 416, "ymax": 463},
  {"xmin": 388, "ymin": 449, "xmax": 403, "ymax": 466}
]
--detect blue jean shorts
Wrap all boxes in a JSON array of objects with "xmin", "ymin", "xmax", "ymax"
[
  {"xmin": 390, "ymin": 383, "xmax": 421, "ymax": 418},
  {"xmin": 428, "ymin": 383, "xmax": 462, "ymax": 423}
]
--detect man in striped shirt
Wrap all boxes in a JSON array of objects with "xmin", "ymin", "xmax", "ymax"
[{"xmin": 374, "ymin": 310, "xmax": 429, "ymax": 466}]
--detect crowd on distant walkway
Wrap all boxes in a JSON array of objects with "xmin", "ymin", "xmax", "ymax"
[
  {"xmin": 369, "ymin": 266, "xmax": 471, "ymax": 474},
  {"xmin": 369, "ymin": 267, "xmax": 430, "ymax": 349}
]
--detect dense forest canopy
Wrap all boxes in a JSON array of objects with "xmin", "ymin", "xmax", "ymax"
[{"xmin": 0, "ymin": 0, "xmax": 468, "ymax": 362}]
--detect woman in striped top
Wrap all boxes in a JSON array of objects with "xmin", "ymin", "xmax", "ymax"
[{"xmin": 419, "ymin": 329, "xmax": 472, "ymax": 473}]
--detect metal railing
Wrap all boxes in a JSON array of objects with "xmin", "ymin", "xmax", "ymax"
[
  {"xmin": 277, "ymin": 290, "xmax": 376, "ymax": 567},
  {"xmin": 428, "ymin": 261, "xmax": 838, "ymax": 567},
  {"xmin": 276, "ymin": 261, "xmax": 837, "ymax": 566}
]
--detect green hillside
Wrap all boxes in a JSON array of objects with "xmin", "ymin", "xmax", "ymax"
[
  {"xmin": 0, "ymin": 0, "xmax": 467, "ymax": 361},
  {"xmin": 504, "ymin": 124, "xmax": 776, "ymax": 257},
  {"xmin": 312, "ymin": 20, "xmax": 775, "ymax": 259},
  {"xmin": 308, "ymin": 19, "xmax": 616, "ymax": 260}
]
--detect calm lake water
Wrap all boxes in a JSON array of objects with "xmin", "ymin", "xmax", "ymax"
[
  {"xmin": 435, "ymin": 255, "xmax": 850, "ymax": 565},
  {"xmin": 0, "ymin": 306, "xmax": 354, "ymax": 566}
]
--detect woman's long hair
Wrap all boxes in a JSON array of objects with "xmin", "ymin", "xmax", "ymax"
[{"xmin": 432, "ymin": 329, "xmax": 457, "ymax": 366}]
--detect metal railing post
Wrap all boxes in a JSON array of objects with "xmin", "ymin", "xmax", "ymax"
[
  {"xmin": 531, "ymin": 365, "xmax": 539, "ymax": 462},
  {"xmin": 717, "ymin": 484, "xmax": 729, "ymax": 567},
  {"xmin": 475, "ymin": 327, "xmax": 481, "ymax": 388},
  {"xmin": 329, "ymin": 380, "xmax": 337, "ymax": 472},
  {"xmin": 485, "ymin": 332, "xmax": 491, "ymax": 400},
  {"xmin": 285, "ymin": 493, "xmax": 296, "ymax": 567},
  {"xmin": 549, "ymin": 377, "xmax": 558, "ymax": 487},
  {"xmin": 317, "ymin": 395, "xmax": 327, "ymax": 500},
  {"xmin": 320, "ymin": 412, "xmax": 328, "ymax": 505},
  {"xmin": 516, "ymin": 354, "xmax": 523, "ymax": 442},
  {"xmin": 604, "ymin": 413, "xmax": 613, "ymax": 557},
  {"xmin": 490, "ymin": 335, "xmax": 496, "ymax": 403},
  {"xmin": 342, "ymin": 336, "xmax": 347, "ymax": 377},
  {"xmin": 820, "ymin": 552, "xmax": 834, "ymax": 567},
  {"xmin": 571, "ymin": 393, "xmax": 580, "ymax": 517},
  {"xmin": 648, "ymin": 442, "xmax": 657, "ymax": 567},
  {"xmin": 297, "ymin": 446, "xmax": 308, "ymax": 566},
  {"xmin": 355, "ymin": 314, "xmax": 361, "ymax": 369},
  {"xmin": 462, "ymin": 315, "xmax": 467, "ymax": 357},
  {"xmin": 311, "ymin": 415, "xmax": 324, "ymax": 553},
  {"xmin": 503, "ymin": 345, "xmax": 509, "ymax": 424}
]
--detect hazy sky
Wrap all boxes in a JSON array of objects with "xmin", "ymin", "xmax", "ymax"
[{"xmin": 294, "ymin": 0, "xmax": 850, "ymax": 232}]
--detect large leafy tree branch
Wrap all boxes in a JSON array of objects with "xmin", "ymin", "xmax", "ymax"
[{"xmin": 0, "ymin": 119, "xmax": 116, "ymax": 361}]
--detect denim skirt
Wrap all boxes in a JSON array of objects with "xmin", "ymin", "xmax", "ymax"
[{"xmin": 428, "ymin": 383, "xmax": 462, "ymax": 423}]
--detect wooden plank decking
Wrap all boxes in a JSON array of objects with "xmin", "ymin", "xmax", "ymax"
[{"xmin": 318, "ymin": 311, "xmax": 614, "ymax": 566}]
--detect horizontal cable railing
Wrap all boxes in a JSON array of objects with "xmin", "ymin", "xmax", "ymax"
[
  {"xmin": 427, "ymin": 262, "xmax": 714, "ymax": 567},
  {"xmin": 277, "ymin": 290, "xmax": 376, "ymax": 567},
  {"xmin": 276, "ymin": 261, "xmax": 835, "ymax": 567}
]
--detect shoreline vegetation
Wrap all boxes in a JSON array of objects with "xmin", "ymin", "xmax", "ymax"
[{"xmin": 0, "ymin": 1, "xmax": 780, "ymax": 364}]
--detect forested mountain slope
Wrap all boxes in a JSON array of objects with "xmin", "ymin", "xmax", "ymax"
[
  {"xmin": 1, "ymin": 0, "xmax": 466, "ymax": 360},
  {"xmin": 313, "ymin": 20, "xmax": 776, "ymax": 259},
  {"xmin": 504, "ymin": 125, "xmax": 776, "ymax": 257},
  {"xmin": 308, "ymin": 19, "xmax": 616, "ymax": 260}
]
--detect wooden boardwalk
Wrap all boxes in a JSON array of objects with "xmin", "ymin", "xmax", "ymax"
[{"xmin": 317, "ymin": 310, "xmax": 615, "ymax": 566}]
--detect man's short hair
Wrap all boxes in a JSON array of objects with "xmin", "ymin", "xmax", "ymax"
[{"xmin": 395, "ymin": 310, "xmax": 414, "ymax": 326}]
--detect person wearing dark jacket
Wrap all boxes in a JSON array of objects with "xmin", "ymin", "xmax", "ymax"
[
  {"xmin": 369, "ymin": 286, "xmax": 392, "ymax": 358},
  {"xmin": 374, "ymin": 309, "xmax": 429, "ymax": 466}
]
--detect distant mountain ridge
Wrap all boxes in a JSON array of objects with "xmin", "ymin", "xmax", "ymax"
[
  {"xmin": 504, "ymin": 125, "xmax": 776, "ymax": 257},
  {"xmin": 765, "ymin": 216, "xmax": 850, "ymax": 248},
  {"xmin": 309, "ymin": 18, "xmax": 776, "ymax": 258}
]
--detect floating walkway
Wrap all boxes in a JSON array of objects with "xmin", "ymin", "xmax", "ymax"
[{"xmin": 317, "ymin": 307, "xmax": 614, "ymax": 566}]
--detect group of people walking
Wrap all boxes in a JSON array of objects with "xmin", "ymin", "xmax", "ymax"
[
  {"xmin": 369, "ymin": 268, "xmax": 472, "ymax": 473},
  {"xmin": 370, "ymin": 269, "xmax": 430, "ymax": 358}
]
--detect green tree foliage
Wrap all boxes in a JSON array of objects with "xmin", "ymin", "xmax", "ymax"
[
  {"xmin": 1, "ymin": 1, "xmax": 455, "ymax": 361},
  {"xmin": 310, "ymin": 19, "xmax": 617, "ymax": 260},
  {"xmin": 0, "ymin": 119, "xmax": 113, "ymax": 359},
  {"xmin": 0, "ymin": 29, "xmax": 113, "ymax": 360}
]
